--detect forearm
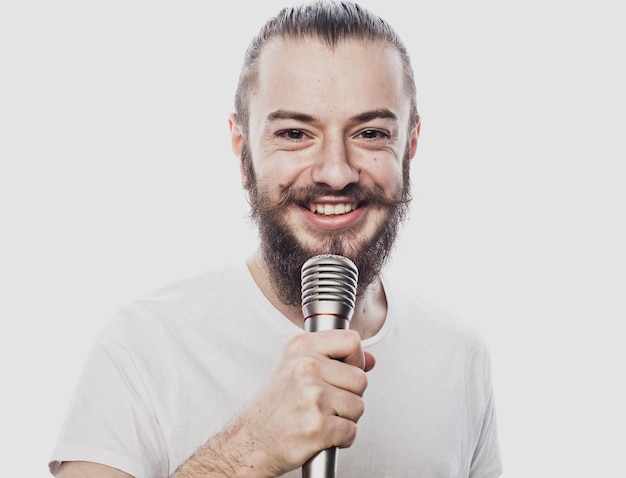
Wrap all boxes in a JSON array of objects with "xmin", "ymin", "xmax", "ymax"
[{"xmin": 171, "ymin": 415, "xmax": 275, "ymax": 478}]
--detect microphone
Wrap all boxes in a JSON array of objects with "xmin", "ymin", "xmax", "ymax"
[{"xmin": 300, "ymin": 254, "xmax": 359, "ymax": 478}]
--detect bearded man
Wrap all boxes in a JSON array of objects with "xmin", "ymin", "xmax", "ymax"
[{"xmin": 50, "ymin": 2, "xmax": 502, "ymax": 477}]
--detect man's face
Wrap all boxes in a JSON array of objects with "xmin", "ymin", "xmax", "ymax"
[{"xmin": 232, "ymin": 38, "xmax": 419, "ymax": 305}]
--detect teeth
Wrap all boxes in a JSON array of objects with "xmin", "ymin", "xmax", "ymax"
[{"xmin": 309, "ymin": 202, "xmax": 356, "ymax": 216}]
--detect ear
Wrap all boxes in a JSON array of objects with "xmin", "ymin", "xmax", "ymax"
[
  {"xmin": 228, "ymin": 113, "xmax": 249, "ymax": 189},
  {"xmin": 409, "ymin": 121, "xmax": 421, "ymax": 159},
  {"xmin": 228, "ymin": 113, "xmax": 244, "ymax": 156}
]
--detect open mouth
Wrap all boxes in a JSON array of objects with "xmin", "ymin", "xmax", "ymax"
[{"xmin": 308, "ymin": 201, "xmax": 359, "ymax": 216}]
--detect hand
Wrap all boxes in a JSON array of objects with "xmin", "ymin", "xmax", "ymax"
[{"xmin": 183, "ymin": 329, "xmax": 375, "ymax": 478}]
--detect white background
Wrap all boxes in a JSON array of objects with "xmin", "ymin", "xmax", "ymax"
[{"xmin": 1, "ymin": 1, "xmax": 624, "ymax": 476}]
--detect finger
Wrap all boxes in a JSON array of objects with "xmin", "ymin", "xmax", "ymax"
[
  {"xmin": 320, "ymin": 413, "xmax": 361, "ymax": 450},
  {"xmin": 318, "ymin": 358, "xmax": 369, "ymax": 396},
  {"xmin": 300, "ymin": 393, "xmax": 363, "ymax": 451},
  {"xmin": 363, "ymin": 351, "xmax": 376, "ymax": 372},
  {"xmin": 309, "ymin": 329, "xmax": 367, "ymax": 368},
  {"xmin": 285, "ymin": 330, "xmax": 365, "ymax": 367},
  {"xmin": 300, "ymin": 378, "xmax": 366, "ymax": 423},
  {"xmin": 318, "ymin": 333, "xmax": 376, "ymax": 374},
  {"xmin": 328, "ymin": 386, "xmax": 366, "ymax": 423}
]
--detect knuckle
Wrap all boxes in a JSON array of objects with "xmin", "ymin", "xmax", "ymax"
[
  {"xmin": 302, "ymin": 411, "xmax": 327, "ymax": 437},
  {"xmin": 351, "ymin": 368, "xmax": 368, "ymax": 394},
  {"xmin": 345, "ymin": 330, "xmax": 362, "ymax": 349},
  {"xmin": 284, "ymin": 333, "xmax": 308, "ymax": 355},
  {"xmin": 292, "ymin": 356, "xmax": 321, "ymax": 378},
  {"xmin": 352, "ymin": 397, "xmax": 365, "ymax": 419},
  {"xmin": 340, "ymin": 421, "xmax": 358, "ymax": 447}
]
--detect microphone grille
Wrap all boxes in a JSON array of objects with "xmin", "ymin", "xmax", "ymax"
[{"xmin": 301, "ymin": 254, "xmax": 359, "ymax": 320}]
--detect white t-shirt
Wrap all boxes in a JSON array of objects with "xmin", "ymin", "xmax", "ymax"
[{"xmin": 49, "ymin": 262, "xmax": 502, "ymax": 477}]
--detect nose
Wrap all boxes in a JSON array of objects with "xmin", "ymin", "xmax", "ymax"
[{"xmin": 311, "ymin": 138, "xmax": 360, "ymax": 190}]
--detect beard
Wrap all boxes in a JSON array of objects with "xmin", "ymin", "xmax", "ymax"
[{"xmin": 242, "ymin": 142, "xmax": 412, "ymax": 307}]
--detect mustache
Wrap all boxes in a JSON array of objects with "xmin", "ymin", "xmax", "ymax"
[{"xmin": 248, "ymin": 183, "xmax": 412, "ymax": 213}]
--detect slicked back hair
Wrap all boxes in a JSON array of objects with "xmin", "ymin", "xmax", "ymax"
[{"xmin": 233, "ymin": 0, "xmax": 419, "ymax": 137}]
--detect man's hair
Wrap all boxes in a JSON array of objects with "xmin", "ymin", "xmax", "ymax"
[{"xmin": 234, "ymin": 0, "xmax": 420, "ymax": 136}]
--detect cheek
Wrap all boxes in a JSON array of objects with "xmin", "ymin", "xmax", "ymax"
[
  {"xmin": 360, "ymin": 155, "xmax": 404, "ymax": 191},
  {"xmin": 253, "ymin": 147, "xmax": 315, "ymax": 185},
  {"xmin": 253, "ymin": 159, "xmax": 307, "ymax": 193}
]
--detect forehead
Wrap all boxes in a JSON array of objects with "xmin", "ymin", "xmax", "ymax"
[{"xmin": 250, "ymin": 37, "xmax": 409, "ymax": 123}]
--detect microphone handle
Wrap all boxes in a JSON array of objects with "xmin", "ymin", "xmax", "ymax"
[
  {"xmin": 302, "ymin": 447, "xmax": 338, "ymax": 478},
  {"xmin": 302, "ymin": 314, "xmax": 350, "ymax": 478}
]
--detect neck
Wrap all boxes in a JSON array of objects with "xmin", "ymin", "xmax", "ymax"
[{"xmin": 246, "ymin": 250, "xmax": 388, "ymax": 340}]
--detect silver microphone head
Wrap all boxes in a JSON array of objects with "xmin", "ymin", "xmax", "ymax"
[{"xmin": 301, "ymin": 254, "xmax": 359, "ymax": 331}]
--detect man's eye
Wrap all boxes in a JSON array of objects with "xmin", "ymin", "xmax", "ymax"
[
  {"xmin": 360, "ymin": 129, "xmax": 388, "ymax": 140},
  {"xmin": 279, "ymin": 129, "xmax": 306, "ymax": 140}
]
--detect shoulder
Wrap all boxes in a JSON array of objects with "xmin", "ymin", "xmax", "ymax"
[
  {"xmin": 383, "ymin": 275, "xmax": 490, "ymax": 356},
  {"xmin": 136, "ymin": 261, "xmax": 250, "ymax": 310},
  {"xmin": 96, "ymin": 261, "xmax": 254, "ymax": 348}
]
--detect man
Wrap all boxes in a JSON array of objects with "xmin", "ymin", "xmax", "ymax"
[{"xmin": 50, "ymin": 1, "xmax": 502, "ymax": 477}]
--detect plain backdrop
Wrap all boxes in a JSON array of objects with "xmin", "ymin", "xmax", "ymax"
[{"xmin": 1, "ymin": 1, "xmax": 624, "ymax": 476}]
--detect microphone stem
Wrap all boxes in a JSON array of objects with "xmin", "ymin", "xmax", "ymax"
[
  {"xmin": 302, "ymin": 314, "xmax": 349, "ymax": 478},
  {"xmin": 302, "ymin": 447, "xmax": 338, "ymax": 478}
]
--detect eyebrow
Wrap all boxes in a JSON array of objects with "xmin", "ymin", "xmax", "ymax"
[
  {"xmin": 351, "ymin": 108, "xmax": 398, "ymax": 124},
  {"xmin": 266, "ymin": 110, "xmax": 317, "ymax": 124},
  {"xmin": 265, "ymin": 108, "xmax": 398, "ymax": 126}
]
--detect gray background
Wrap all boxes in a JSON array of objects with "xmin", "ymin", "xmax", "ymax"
[{"xmin": 1, "ymin": 1, "xmax": 624, "ymax": 476}]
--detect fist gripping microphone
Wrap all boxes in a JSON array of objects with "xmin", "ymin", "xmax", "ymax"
[{"xmin": 300, "ymin": 254, "xmax": 359, "ymax": 478}]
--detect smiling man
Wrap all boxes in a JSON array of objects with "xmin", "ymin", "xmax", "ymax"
[
  {"xmin": 50, "ymin": 2, "xmax": 502, "ymax": 477},
  {"xmin": 238, "ymin": 36, "xmax": 416, "ymax": 335}
]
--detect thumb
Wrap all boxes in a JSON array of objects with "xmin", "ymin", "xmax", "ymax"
[{"xmin": 363, "ymin": 351, "xmax": 376, "ymax": 372}]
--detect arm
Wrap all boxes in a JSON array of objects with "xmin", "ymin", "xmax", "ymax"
[
  {"xmin": 53, "ymin": 329, "xmax": 373, "ymax": 478},
  {"xmin": 56, "ymin": 461, "xmax": 134, "ymax": 478},
  {"xmin": 172, "ymin": 329, "xmax": 375, "ymax": 478}
]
